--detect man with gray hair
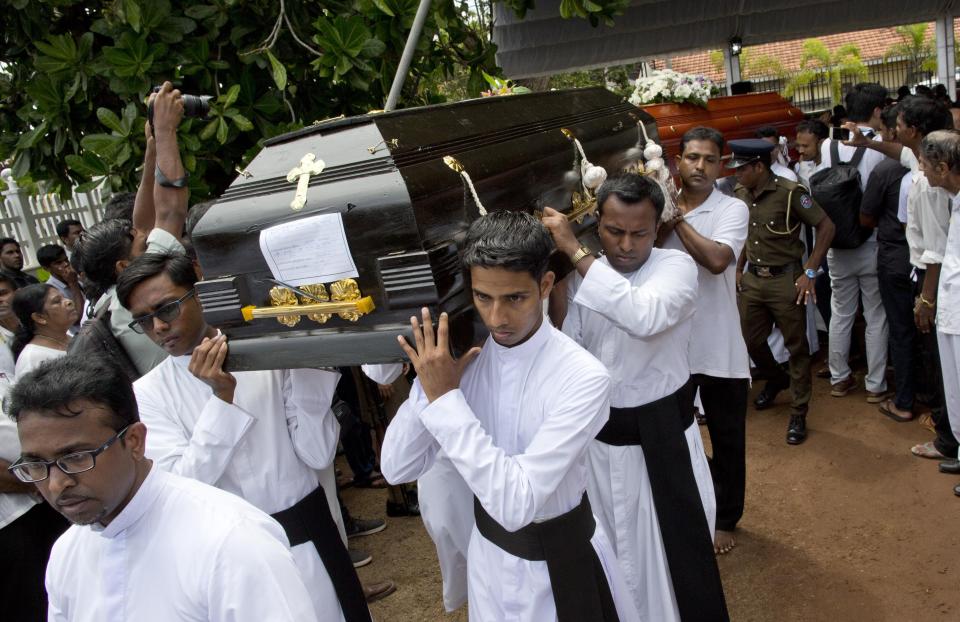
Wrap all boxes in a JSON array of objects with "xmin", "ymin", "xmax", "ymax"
[{"xmin": 917, "ymin": 129, "xmax": 960, "ymax": 495}]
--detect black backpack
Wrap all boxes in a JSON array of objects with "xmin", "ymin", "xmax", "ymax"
[{"xmin": 808, "ymin": 139, "xmax": 873, "ymax": 249}]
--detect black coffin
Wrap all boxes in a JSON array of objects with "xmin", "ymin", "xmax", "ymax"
[{"xmin": 191, "ymin": 87, "xmax": 657, "ymax": 371}]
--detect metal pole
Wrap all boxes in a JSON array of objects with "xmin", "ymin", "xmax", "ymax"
[{"xmin": 384, "ymin": 0, "xmax": 433, "ymax": 112}]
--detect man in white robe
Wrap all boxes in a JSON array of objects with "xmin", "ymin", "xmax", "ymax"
[
  {"xmin": 115, "ymin": 251, "xmax": 369, "ymax": 622},
  {"xmin": 8, "ymin": 355, "xmax": 318, "ymax": 622},
  {"xmin": 544, "ymin": 173, "xmax": 728, "ymax": 622},
  {"xmin": 381, "ymin": 211, "xmax": 640, "ymax": 622}
]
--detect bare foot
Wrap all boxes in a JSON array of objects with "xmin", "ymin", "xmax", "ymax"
[{"xmin": 714, "ymin": 529, "xmax": 736, "ymax": 555}]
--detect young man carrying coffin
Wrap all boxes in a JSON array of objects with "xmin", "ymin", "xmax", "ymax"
[
  {"xmin": 544, "ymin": 173, "xmax": 728, "ymax": 622},
  {"xmin": 381, "ymin": 210, "xmax": 640, "ymax": 622},
  {"xmin": 115, "ymin": 251, "xmax": 369, "ymax": 622}
]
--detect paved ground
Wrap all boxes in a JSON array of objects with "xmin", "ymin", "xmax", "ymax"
[{"xmin": 344, "ymin": 371, "xmax": 960, "ymax": 621}]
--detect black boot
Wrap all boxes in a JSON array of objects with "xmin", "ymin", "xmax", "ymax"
[{"xmin": 786, "ymin": 414, "xmax": 807, "ymax": 445}]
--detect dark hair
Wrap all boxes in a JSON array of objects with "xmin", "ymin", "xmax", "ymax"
[
  {"xmin": 830, "ymin": 104, "xmax": 848, "ymax": 127},
  {"xmin": 934, "ymin": 84, "xmax": 948, "ymax": 97},
  {"xmin": 36, "ymin": 244, "xmax": 66, "ymax": 269},
  {"xmin": 597, "ymin": 173, "xmax": 666, "ymax": 222},
  {"xmin": 755, "ymin": 126, "xmax": 779, "ymax": 139},
  {"xmin": 897, "ymin": 86, "xmax": 911, "ymax": 100},
  {"xmin": 899, "ymin": 95, "xmax": 953, "ymax": 137},
  {"xmin": 0, "ymin": 237, "xmax": 20, "ymax": 253},
  {"xmin": 921, "ymin": 129, "xmax": 960, "ymax": 174},
  {"xmin": 914, "ymin": 84, "xmax": 934, "ymax": 98},
  {"xmin": 102, "ymin": 192, "xmax": 136, "ymax": 222},
  {"xmin": 795, "ymin": 119, "xmax": 829, "ymax": 141},
  {"xmin": 185, "ymin": 201, "xmax": 215, "ymax": 239},
  {"xmin": 56, "ymin": 219, "xmax": 82, "ymax": 239},
  {"xmin": 461, "ymin": 211, "xmax": 554, "ymax": 281},
  {"xmin": 71, "ymin": 219, "xmax": 134, "ymax": 293},
  {"xmin": 10, "ymin": 284, "xmax": 53, "ymax": 360},
  {"xmin": 880, "ymin": 104, "xmax": 899, "ymax": 132},
  {"xmin": 0, "ymin": 273, "xmax": 17, "ymax": 292},
  {"xmin": 116, "ymin": 251, "xmax": 197, "ymax": 310},
  {"xmin": 680, "ymin": 126, "xmax": 724, "ymax": 154},
  {"xmin": 6, "ymin": 355, "xmax": 139, "ymax": 430},
  {"xmin": 844, "ymin": 83, "xmax": 888, "ymax": 123}
]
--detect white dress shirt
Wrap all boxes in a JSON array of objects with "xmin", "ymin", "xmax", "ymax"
[
  {"xmin": 133, "ymin": 357, "xmax": 344, "ymax": 621},
  {"xmin": 906, "ymin": 169, "xmax": 952, "ymax": 269},
  {"xmin": 381, "ymin": 321, "xmax": 641, "ymax": 621},
  {"xmin": 0, "ymin": 407, "xmax": 36, "ymax": 530},
  {"xmin": 938, "ymin": 193, "xmax": 960, "ymax": 334},
  {"xmin": 46, "ymin": 467, "xmax": 318, "ymax": 622},
  {"xmin": 662, "ymin": 189, "xmax": 751, "ymax": 379},
  {"xmin": 772, "ymin": 162, "xmax": 798, "ymax": 183}
]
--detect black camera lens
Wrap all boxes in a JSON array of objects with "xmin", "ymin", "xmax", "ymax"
[{"xmin": 182, "ymin": 95, "xmax": 212, "ymax": 119}]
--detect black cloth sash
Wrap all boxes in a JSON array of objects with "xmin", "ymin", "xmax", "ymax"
[
  {"xmin": 596, "ymin": 380, "xmax": 730, "ymax": 622},
  {"xmin": 271, "ymin": 485, "xmax": 371, "ymax": 622},
  {"xmin": 473, "ymin": 493, "xmax": 619, "ymax": 622}
]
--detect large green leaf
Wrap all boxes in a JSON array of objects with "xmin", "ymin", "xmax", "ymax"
[
  {"xmin": 122, "ymin": 0, "xmax": 142, "ymax": 32},
  {"xmin": 96, "ymin": 108, "xmax": 125, "ymax": 134},
  {"xmin": 101, "ymin": 33, "xmax": 155, "ymax": 78},
  {"xmin": 65, "ymin": 152, "xmax": 110, "ymax": 177},
  {"xmin": 265, "ymin": 50, "xmax": 287, "ymax": 91}
]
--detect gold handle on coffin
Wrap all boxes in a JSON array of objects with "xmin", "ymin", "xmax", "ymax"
[
  {"xmin": 242, "ymin": 297, "xmax": 375, "ymax": 322},
  {"xmin": 247, "ymin": 279, "xmax": 375, "ymax": 325}
]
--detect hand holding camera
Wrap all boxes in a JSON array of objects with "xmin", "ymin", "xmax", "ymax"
[{"xmin": 147, "ymin": 81, "xmax": 211, "ymax": 136}]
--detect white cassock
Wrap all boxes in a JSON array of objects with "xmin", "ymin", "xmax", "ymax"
[
  {"xmin": 363, "ymin": 362, "xmax": 472, "ymax": 612},
  {"xmin": 45, "ymin": 466, "xmax": 318, "ymax": 622},
  {"xmin": 133, "ymin": 356, "xmax": 345, "ymax": 622},
  {"xmin": 381, "ymin": 321, "xmax": 641, "ymax": 622},
  {"xmin": 562, "ymin": 250, "xmax": 715, "ymax": 622}
]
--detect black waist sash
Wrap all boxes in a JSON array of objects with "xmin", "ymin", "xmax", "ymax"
[
  {"xmin": 596, "ymin": 380, "xmax": 730, "ymax": 622},
  {"xmin": 271, "ymin": 485, "xmax": 371, "ymax": 622},
  {"xmin": 473, "ymin": 493, "xmax": 619, "ymax": 622}
]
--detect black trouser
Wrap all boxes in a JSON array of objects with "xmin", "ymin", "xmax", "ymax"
[
  {"xmin": 878, "ymin": 256, "xmax": 916, "ymax": 410},
  {"xmin": 691, "ymin": 374, "xmax": 748, "ymax": 533},
  {"xmin": 914, "ymin": 270, "xmax": 959, "ymax": 457},
  {"xmin": 0, "ymin": 502, "xmax": 69, "ymax": 622}
]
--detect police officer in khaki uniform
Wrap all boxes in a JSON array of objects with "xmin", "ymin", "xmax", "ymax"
[{"xmin": 729, "ymin": 139, "xmax": 835, "ymax": 444}]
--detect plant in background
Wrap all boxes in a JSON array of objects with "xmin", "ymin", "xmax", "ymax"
[
  {"xmin": 0, "ymin": 0, "xmax": 619, "ymax": 201},
  {"xmin": 884, "ymin": 23, "xmax": 937, "ymax": 86},
  {"xmin": 629, "ymin": 69, "xmax": 714, "ymax": 108},
  {"xmin": 784, "ymin": 39, "xmax": 867, "ymax": 106}
]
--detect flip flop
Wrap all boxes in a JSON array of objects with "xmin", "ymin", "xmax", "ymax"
[
  {"xmin": 911, "ymin": 441, "xmax": 947, "ymax": 460},
  {"xmin": 918, "ymin": 413, "xmax": 936, "ymax": 433},
  {"xmin": 879, "ymin": 399, "xmax": 914, "ymax": 423}
]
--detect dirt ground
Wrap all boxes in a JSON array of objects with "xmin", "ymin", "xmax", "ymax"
[{"xmin": 343, "ymin": 369, "xmax": 960, "ymax": 622}]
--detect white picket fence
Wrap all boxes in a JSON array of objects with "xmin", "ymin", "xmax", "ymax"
[{"xmin": 0, "ymin": 168, "xmax": 109, "ymax": 271}]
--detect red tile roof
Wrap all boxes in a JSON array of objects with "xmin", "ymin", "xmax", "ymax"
[{"xmin": 654, "ymin": 22, "xmax": 954, "ymax": 82}]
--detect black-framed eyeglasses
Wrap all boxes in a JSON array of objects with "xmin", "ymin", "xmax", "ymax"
[
  {"xmin": 128, "ymin": 289, "xmax": 195, "ymax": 334},
  {"xmin": 8, "ymin": 426, "xmax": 130, "ymax": 483}
]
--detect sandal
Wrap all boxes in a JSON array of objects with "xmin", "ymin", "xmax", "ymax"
[
  {"xmin": 918, "ymin": 413, "xmax": 936, "ymax": 433},
  {"xmin": 911, "ymin": 441, "xmax": 947, "ymax": 460},
  {"xmin": 879, "ymin": 399, "xmax": 914, "ymax": 423}
]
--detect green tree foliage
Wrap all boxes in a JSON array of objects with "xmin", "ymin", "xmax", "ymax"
[
  {"xmin": 884, "ymin": 23, "xmax": 937, "ymax": 85},
  {"xmin": 708, "ymin": 49, "xmax": 786, "ymax": 81},
  {"xmin": 785, "ymin": 39, "xmax": 867, "ymax": 106},
  {"xmin": 0, "ymin": 0, "xmax": 627, "ymax": 200}
]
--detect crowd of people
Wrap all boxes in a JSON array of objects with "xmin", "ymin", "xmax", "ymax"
[{"xmin": 0, "ymin": 77, "xmax": 958, "ymax": 621}]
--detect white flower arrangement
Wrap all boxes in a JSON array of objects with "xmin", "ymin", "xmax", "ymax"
[{"xmin": 629, "ymin": 69, "xmax": 714, "ymax": 108}]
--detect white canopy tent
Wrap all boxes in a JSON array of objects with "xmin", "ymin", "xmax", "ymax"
[{"xmin": 493, "ymin": 0, "xmax": 959, "ymax": 95}]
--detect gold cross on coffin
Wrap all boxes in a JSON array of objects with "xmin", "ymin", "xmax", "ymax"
[{"xmin": 286, "ymin": 153, "xmax": 326, "ymax": 211}]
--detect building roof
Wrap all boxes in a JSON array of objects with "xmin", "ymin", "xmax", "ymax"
[{"xmin": 660, "ymin": 22, "xmax": 953, "ymax": 82}]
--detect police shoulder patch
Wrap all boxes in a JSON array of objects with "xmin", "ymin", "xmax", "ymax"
[{"xmin": 800, "ymin": 193, "xmax": 813, "ymax": 209}]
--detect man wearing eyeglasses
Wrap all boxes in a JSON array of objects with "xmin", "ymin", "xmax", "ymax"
[
  {"xmin": 115, "ymin": 251, "xmax": 371, "ymax": 622},
  {"xmin": 7, "ymin": 355, "xmax": 319, "ymax": 621}
]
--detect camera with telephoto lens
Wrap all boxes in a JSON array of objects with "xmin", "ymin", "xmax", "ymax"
[{"xmin": 147, "ymin": 85, "xmax": 212, "ymax": 129}]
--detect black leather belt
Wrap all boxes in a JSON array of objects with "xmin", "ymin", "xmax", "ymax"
[
  {"xmin": 747, "ymin": 263, "xmax": 795, "ymax": 278},
  {"xmin": 474, "ymin": 493, "xmax": 619, "ymax": 622},
  {"xmin": 271, "ymin": 486, "xmax": 370, "ymax": 622}
]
